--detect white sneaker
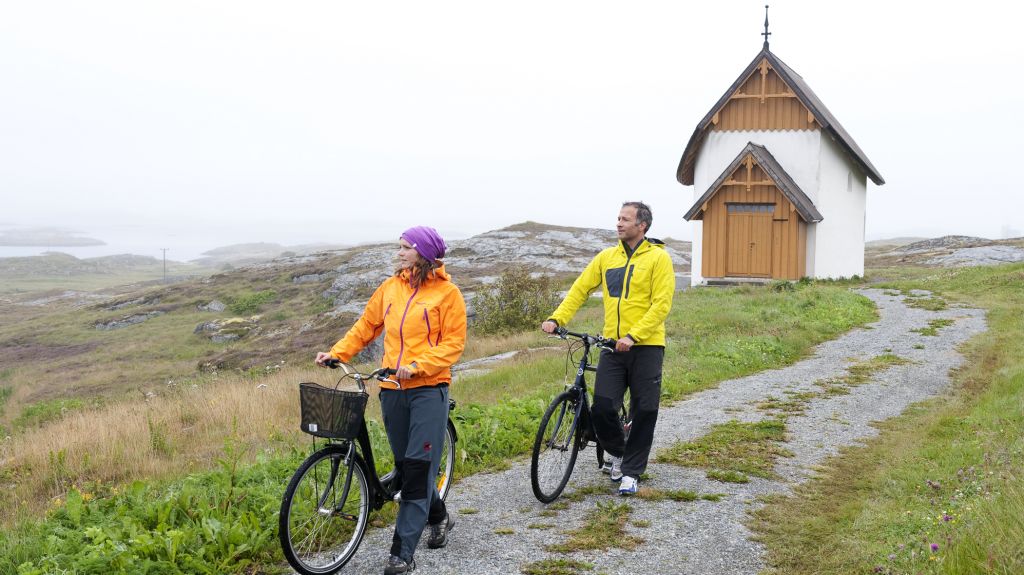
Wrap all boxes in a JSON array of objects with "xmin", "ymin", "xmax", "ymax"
[
  {"xmin": 605, "ymin": 455, "xmax": 623, "ymax": 482},
  {"xmin": 618, "ymin": 475, "xmax": 638, "ymax": 496}
]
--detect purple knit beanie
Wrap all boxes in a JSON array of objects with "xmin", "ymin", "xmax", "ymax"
[{"xmin": 400, "ymin": 226, "xmax": 447, "ymax": 262}]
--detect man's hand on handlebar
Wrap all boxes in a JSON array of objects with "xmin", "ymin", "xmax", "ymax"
[
  {"xmin": 614, "ymin": 336, "xmax": 634, "ymax": 353},
  {"xmin": 541, "ymin": 320, "xmax": 558, "ymax": 334}
]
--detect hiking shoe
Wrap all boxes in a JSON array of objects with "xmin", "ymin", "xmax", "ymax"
[
  {"xmin": 618, "ymin": 475, "xmax": 638, "ymax": 496},
  {"xmin": 383, "ymin": 554, "xmax": 415, "ymax": 574},
  {"xmin": 603, "ymin": 455, "xmax": 623, "ymax": 482},
  {"xmin": 426, "ymin": 512, "xmax": 455, "ymax": 549}
]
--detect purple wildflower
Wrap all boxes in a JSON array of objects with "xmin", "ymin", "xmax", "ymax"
[{"xmin": 931, "ymin": 543, "xmax": 940, "ymax": 552}]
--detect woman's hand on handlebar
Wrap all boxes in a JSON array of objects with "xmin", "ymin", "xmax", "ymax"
[
  {"xmin": 314, "ymin": 352, "xmax": 336, "ymax": 367},
  {"xmin": 395, "ymin": 364, "xmax": 416, "ymax": 380}
]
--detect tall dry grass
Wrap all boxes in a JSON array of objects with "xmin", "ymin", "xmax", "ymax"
[
  {"xmin": 0, "ymin": 345, "xmax": 565, "ymax": 524},
  {"xmin": 0, "ymin": 365, "xmax": 368, "ymax": 522}
]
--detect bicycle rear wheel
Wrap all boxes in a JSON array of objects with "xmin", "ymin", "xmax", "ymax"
[
  {"xmin": 530, "ymin": 392, "xmax": 582, "ymax": 503},
  {"xmin": 279, "ymin": 444, "xmax": 370, "ymax": 575}
]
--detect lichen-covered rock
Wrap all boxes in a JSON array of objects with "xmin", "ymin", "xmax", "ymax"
[{"xmin": 194, "ymin": 316, "xmax": 260, "ymax": 342}]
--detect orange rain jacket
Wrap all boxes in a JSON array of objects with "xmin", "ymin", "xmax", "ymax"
[{"xmin": 329, "ymin": 264, "xmax": 467, "ymax": 390}]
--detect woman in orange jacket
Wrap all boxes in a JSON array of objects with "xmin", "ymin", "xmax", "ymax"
[{"xmin": 315, "ymin": 226, "xmax": 466, "ymax": 575}]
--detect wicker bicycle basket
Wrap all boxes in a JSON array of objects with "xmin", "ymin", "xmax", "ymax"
[{"xmin": 299, "ymin": 382, "xmax": 369, "ymax": 439}]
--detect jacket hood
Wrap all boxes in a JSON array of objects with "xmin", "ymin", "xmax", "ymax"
[
  {"xmin": 400, "ymin": 262, "xmax": 452, "ymax": 284},
  {"xmin": 618, "ymin": 237, "xmax": 666, "ymax": 254}
]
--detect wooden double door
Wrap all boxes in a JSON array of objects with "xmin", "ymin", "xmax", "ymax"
[{"xmin": 726, "ymin": 204, "xmax": 774, "ymax": 277}]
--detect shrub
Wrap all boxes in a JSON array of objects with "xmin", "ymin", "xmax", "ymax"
[
  {"xmin": 472, "ymin": 266, "xmax": 560, "ymax": 335},
  {"xmin": 227, "ymin": 290, "xmax": 277, "ymax": 315}
]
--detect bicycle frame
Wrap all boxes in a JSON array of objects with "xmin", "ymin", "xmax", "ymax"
[
  {"xmin": 552, "ymin": 332, "xmax": 603, "ymax": 453},
  {"xmin": 324, "ymin": 398, "xmax": 458, "ymax": 513}
]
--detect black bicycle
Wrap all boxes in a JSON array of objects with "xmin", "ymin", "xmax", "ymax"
[
  {"xmin": 278, "ymin": 361, "xmax": 458, "ymax": 575},
  {"xmin": 530, "ymin": 327, "xmax": 624, "ymax": 503}
]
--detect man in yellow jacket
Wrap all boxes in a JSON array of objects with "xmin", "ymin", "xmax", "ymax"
[{"xmin": 542, "ymin": 201, "xmax": 674, "ymax": 495}]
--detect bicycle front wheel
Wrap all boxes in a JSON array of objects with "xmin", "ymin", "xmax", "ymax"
[
  {"xmin": 437, "ymin": 419, "xmax": 456, "ymax": 501},
  {"xmin": 530, "ymin": 392, "xmax": 582, "ymax": 503},
  {"xmin": 279, "ymin": 444, "xmax": 371, "ymax": 575}
]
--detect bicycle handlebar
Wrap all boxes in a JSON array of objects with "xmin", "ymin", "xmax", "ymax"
[
  {"xmin": 322, "ymin": 359, "xmax": 400, "ymax": 387},
  {"xmin": 553, "ymin": 326, "xmax": 617, "ymax": 350}
]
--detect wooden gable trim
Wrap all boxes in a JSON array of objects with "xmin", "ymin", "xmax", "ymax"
[
  {"xmin": 683, "ymin": 142, "xmax": 822, "ymax": 223},
  {"xmin": 714, "ymin": 58, "xmax": 817, "ymax": 132},
  {"xmin": 676, "ymin": 48, "xmax": 885, "ymax": 186}
]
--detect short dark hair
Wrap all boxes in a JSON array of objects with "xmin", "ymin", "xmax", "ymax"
[{"xmin": 622, "ymin": 201, "xmax": 652, "ymax": 233}]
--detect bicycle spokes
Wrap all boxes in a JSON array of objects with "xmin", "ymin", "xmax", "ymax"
[{"xmin": 280, "ymin": 446, "xmax": 370, "ymax": 573}]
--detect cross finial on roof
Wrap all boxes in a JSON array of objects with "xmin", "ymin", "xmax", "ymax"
[{"xmin": 762, "ymin": 4, "xmax": 771, "ymax": 50}]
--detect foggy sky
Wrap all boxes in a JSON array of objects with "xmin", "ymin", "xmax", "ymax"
[{"xmin": 2, "ymin": 1, "xmax": 1022, "ymax": 261}]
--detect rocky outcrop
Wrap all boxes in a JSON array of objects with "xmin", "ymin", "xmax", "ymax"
[
  {"xmin": 95, "ymin": 311, "xmax": 164, "ymax": 330},
  {"xmin": 197, "ymin": 300, "xmax": 226, "ymax": 312},
  {"xmin": 320, "ymin": 223, "xmax": 691, "ymax": 310},
  {"xmin": 103, "ymin": 296, "xmax": 160, "ymax": 311},
  {"xmin": 867, "ymin": 235, "xmax": 1024, "ymax": 268},
  {"xmin": 927, "ymin": 245, "xmax": 1024, "ymax": 267}
]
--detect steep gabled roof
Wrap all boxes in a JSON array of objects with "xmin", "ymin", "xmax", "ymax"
[
  {"xmin": 683, "ymin": 142, "xmax": 823, "ymax": 223},
  {"xmin": 676, "ymin": 48, "xmax": 884, "ymax": 186}
]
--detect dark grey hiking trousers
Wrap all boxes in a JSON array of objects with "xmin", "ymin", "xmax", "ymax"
[
  {"xmin": 380, "ymin": 384, "xmax": 449, "ymax": 561},
  {"xmin": 591, "ymin": 345, "xmax": 664, "ymax": 479}
]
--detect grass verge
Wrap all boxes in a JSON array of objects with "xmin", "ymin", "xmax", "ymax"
[{"xmin": 751, "ymin": 263, "xmax": 1024, "ymax": 574}]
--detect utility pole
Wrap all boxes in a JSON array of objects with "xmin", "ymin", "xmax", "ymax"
[{"xmin": 161, "ymin": 248, "xmax": 168, "ymax": 283}]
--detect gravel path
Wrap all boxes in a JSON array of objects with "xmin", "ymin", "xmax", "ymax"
[{"xmin": 327, "ymin": 289, "xmax": 987, "ymax": 574}]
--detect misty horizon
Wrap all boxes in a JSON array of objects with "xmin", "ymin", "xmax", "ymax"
[{"xmin": 2, "ymin": 219, "xmax": 1022, "ymax": 264}]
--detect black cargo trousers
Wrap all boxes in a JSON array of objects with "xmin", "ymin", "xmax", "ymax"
[{"xmin": 590, "ymin": 345, "xmax": 664, "ymax": 479}]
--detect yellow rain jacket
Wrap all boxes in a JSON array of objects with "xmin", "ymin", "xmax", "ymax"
[
  {"xmin": 549, "ymin": 238, "xmax": 674, "ymax": 346},
  {"xmin": 329, "ymin": 264, "xmax": 467, "ymax": 390}
]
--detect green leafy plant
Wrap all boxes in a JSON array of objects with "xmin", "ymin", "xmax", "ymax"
[
  {"xmin": 472, "ymin": 266, "xmax": 560, "ymax": 334},
  {"xmin": 227, "ymin": 290, "xmax": 277, "ymax": 315}
]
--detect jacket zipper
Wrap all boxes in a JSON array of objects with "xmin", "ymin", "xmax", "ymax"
[
  {"xmin": 615, "ymin": 242, "xmax": 640, "ymax": 339},
  {"xmin": 395, "ymin": 287, "xmax": 420, "ymax": 369},
  {"xmin": 423, "ymin": 308, "xmax": 435, "ymax": 347},
  {"xmin": 624, "ymin": 264, "xmax": 635, "ymax": 299}
]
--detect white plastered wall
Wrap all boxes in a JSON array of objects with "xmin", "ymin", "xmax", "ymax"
[
  {"xmin": 811, "ymin": 135, "xmax": 867, "ymax": 278},
  {"xmin": 689, "ymin": 130, "xmax": 822, "ymax": 286}
]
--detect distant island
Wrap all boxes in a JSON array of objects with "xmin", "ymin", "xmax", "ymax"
[{"xmin": 0, "ymin": 227, "xmax": 105, "ymax": 247}]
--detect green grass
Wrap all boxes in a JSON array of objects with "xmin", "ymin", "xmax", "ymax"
[
  {"xmin": 813, "ymin": 354, "xmax": 912, "ymax": 396},
  {"xmin": 706, "ymin": 469, "xmax": 750, "ymax": 484},
  {"xmin": 13, "ymin": 398, "xmax": 93, "ymax": 430},
  {"xmin": 911, "ymin": 318, "xmax": 956, "ymax": 336},
  {"xmin": 545, "ymin": 501, "xmax": 642, "ymax": 553},
  {"xmin": 636, "ymin": 488, "xmax": 700, "ymax": 502},
  {"xmin": 521, "ymin": 558, "xmax": 594, "ymax": 575},
  {"xmin": 660, "ymin": 284, "xmax": 877, "ymax": 401},
  {"xmin": 751, "ymin": 263, "xmax": 1024, "ymax": 575},
  {"xmin": 657, "ymin": 419, "xmax": 792, "ymax": 480},
  {"xmin": 905, "ymin": 296, "xmax": 948, "ymax": 311}
]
